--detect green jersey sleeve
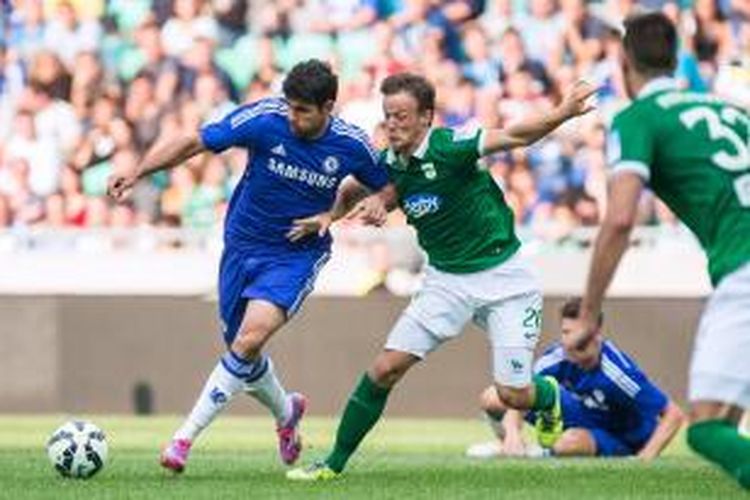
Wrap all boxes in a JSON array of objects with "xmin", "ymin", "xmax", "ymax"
[
  {"xmin": 431, "ymin": 127, "xmax": 484, "ymax": 169},
  {"xmin": 608, "ymin": 109, "xmax": 654, "ymax": 181}
]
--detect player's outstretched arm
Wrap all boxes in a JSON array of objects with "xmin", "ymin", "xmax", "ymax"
[
  {"xmin": 637, "ymin": 400, "xmax": 686, "ymax": 461},
  {"xmin": 480, "ymin": 81, "xmax": 597, "ymax": 156},
  {"xmin": 286, "ymin": 181, "xmax": 396, "ymax": 242},
  {"xmin": 576, "ymin": 172, "xmax": 644, "ymax": 348},
  {"xmin": 107, "ymin": 132, "xmax": 206, "ymax": 202},
  {"xmin": 500, "ymin": 410, "xmax": 528, "ymax": 457}
]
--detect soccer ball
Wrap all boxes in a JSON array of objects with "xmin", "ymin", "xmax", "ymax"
[{"xmin": 46, "ymin": 420, "xmax": 108, "ymax": 479}]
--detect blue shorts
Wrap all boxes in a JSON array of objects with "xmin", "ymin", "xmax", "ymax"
[
  {"xmin": 526, "ymin": 387, "xmax": 645, "ymax": 457},
  {"xmin": 218, "ymin": 246, "xmax": 330, "ymax": 345}
]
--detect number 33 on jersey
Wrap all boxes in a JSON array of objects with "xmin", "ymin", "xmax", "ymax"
[{"xmin": 608, "ymin": 77, "xmax": 750, "ymax": 286}]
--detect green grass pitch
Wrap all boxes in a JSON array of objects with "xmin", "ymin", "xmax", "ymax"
[{"xmin": 0, "ymin": 415, "xmax": 746, "ymax": 499}]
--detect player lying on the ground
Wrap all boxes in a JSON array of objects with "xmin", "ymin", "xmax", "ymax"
[
  {"xmin": 466, "ymin": 297, "xmax": 685, "ymax": 460},
  {"xmin": 572, "ymin": 12, "xmax": 750, "ymax": 490},
  {"xmin": 108, "ymin": 59, "xmax": 393, "ymax": 473},
  {"xmin": 286, "ymin": 73, "xmax": 596, "ymax": 481}
]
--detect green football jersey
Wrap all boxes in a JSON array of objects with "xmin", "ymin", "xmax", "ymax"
[
  {"xmin": 609, "ymin": 78, "xmax": 750, "ymax": 286},
  {"xmin": 383, "ymin": 127, "xmax": 520, "ymax": 274}
]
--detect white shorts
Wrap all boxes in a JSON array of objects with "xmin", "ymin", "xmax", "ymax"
[
  {"xmin": 384, "ymin": 252, "xmax": 542, "ymax": 388},
  {"xmin": 689, "ymin": 262, "xmax": 750, "ymax": 408}
]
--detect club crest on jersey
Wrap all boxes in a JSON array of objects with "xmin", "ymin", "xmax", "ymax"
[
  {"xmin": 323, "ymin": 156, "xmax": 340, "ymax": 174},
  {"xmin": 403, "ymin": 193, "xmax": 442, "ymax": 219}
]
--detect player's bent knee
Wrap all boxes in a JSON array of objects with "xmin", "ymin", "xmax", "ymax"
[
  {"xmin": 553, "ymin": 429, "xmax": 596, "ymax": 456},
  {"xmin": 688, "ymin": 401, "xmax": 739, "ymax": 424},
  {"xmin": 495, "ymin": 384, "xmax": 532, "ymax": 410},
  {"xmin": 231, "ymin": 329, "xmax": 270, "ymax": 359},
  {"xmin": 480, "ymin": 386, "xmax": 504, "ymax": 412},
  {"xmin": 370, "ymin": 352, "xmax": 417, "ymax": 388}
]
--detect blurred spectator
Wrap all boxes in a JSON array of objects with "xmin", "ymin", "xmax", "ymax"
[
  {"xmin": 515, "ymin": 0, "xmax": 566, "ymax": 68},
  {"xmin": 27, "ymin": 51, "xmax": 71, "ymax": 100},
  {"xmin": 124, "ymin": 73, "xmax": 162, "ymax": 151},
  {"xmin": 0, "ymin": 0, "xmax": 743, "ymax": 244},
  {"xmin": 161, "ymin": 0, "xmax": 220, "ymax": 57},
  {"xmin": 480, "ymin": 0, "xmax": 515, "ymax": 37},
  {"xmin": 461, "ymin": 24, "xmax": 500, "ymax": 88},
  {"xmin": 691, "ymin": 0, "xmax": 735, "ymax": 66},
  {"xmin": 26, "ymin": 80, "xmax": 81, "ymax": 161},
  {"xmin": 183, "ymin": 157, "xmax": 228, "ymax": 228},
  {"xmin": 714, "ymin": 21, "xmax": 750, "ymax": 107},
  {"xmin": 7, "ymin": 0, "xmax": 48, "ymax": 61},
  {"xmin": 4, "ymin": 158, "xmax": 45, "ymax": 226},
  {"xmin": 0, "ymin": 43, "xmax": 25, "ymax": 103},
  {"xmin": 211, "ymin": 0, "xmax": 250, "ymax": 45},
  {"xmin": 42, "ymin": 192, "xmax": 67, "ymax": 227},
  {"xmin": 496, "ymin": 28, "xmax": 552, "ymax": 96},
  {"xmin": 0, "ymin": 194, "xmax": 12, "ymax": 228},
  {"xmin": 5, "ymin": 109, "xmax": 60, "ymax": 197},
  {"xmin": 59, "ymin": 165, "xmax": 87, "ymax": 226},
  {"xmin": 43, "ymin": 0, "xmax": 102, "ymax": 67},
  {"xmin": 161, "ymin": 166, "xmax": 197, "ymax": 223},
  {"xmin": 69, "ymin": 52, "xmax": 107, "ymax": 117},
  {"xmin": 560, "ymin": 0, "xmax": 608, "ymax": 72},
  {"xmin": 181, "ymin": 36, "xmax": 238, "ymax": 102},
  {"xmin": 339, "ymin": 70, "xmax": 381, "ymax": 136}
]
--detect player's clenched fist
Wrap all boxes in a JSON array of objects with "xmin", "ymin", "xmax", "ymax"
[{"xmin": 107, "ymin": 173, "xmax": 137, "ymax": 202}]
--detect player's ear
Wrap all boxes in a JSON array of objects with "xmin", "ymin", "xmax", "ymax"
[{"xmin": 321, "ymin": 100, "xmax": 335, "ymax": 115}]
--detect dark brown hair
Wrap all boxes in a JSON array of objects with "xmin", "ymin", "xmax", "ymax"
[{"xmin": 623, "ymin": 12, "xmax": 678, "ymax": 77}]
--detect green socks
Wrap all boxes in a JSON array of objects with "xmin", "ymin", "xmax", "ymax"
[
  {"xmin": 531, "ymin": 375, "xmax": 557, "ymax": 412},
  {"xmin": 325, "ymin": 374, "xmax": 391, "ymax": 473},
  {"xmin": 687, "ymin": 419, "xmax": 750, "ymax": 490}
]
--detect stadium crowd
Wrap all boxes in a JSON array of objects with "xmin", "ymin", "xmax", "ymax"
[{"xmin": 0, "ymin": 0, "xmax": 748, "ymax": 239}]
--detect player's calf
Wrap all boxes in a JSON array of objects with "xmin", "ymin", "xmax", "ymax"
[
  {"xmin": 368, "ymin": 350, "xmax": 420, "ymax": 388},
  {"xmin": 495, "ymin": 384, "xmax": 534, "ymax": 410}
]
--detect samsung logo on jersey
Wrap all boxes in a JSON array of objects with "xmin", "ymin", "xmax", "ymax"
[
  {"xmin": 267, "ymin": 158, "xmax": 337, "ymax": 189},
  {"xmin": 403, "ymin": 194, "xmax": 442, "ymax": 219}
]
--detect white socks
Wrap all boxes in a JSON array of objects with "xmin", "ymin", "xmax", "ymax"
[
  {"xmin": 173, "ymin": 359, "xmax": 245, "ymax": 442},
  {"xmin": 173, "ymin": 353, "xmax": 292, "ymax": 442},
  {"xmin": 244, "ymin": 358, "xmax": 292, "ymax": 424}
]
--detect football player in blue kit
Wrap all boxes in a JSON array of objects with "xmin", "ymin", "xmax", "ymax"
[
  {"xmin": 467, "ymin": 298, "xmax": 685, "ymax": 459},
  {"xmin": 107, "ymin": 59, "xmax": 391, "ymax": 473}
]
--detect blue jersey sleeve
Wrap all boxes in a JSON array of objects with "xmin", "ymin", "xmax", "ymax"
[
  {"xmin": 601, "ymin": 343, "xmax": 668, "ymax": 415},
  {"xmin": 630, "ymin": 369, "xmax": 668, "ymax": 416},
  {"xmin": 343, "ymin": 126, "xmax": 389, "ymax": 191},
  {"xmin": 200, "ymin": 98, "xmax": 287, "ymax": 153},
  {"xmin": 533, "ymin": 343, "xmax": 564, "ymax": 379}
]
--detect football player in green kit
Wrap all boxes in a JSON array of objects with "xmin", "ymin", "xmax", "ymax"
[
  {"xmin": 287, "ymin": 72, "xmax": 596, "ymax": 481},
  {"xmin": 572, "ymin": 12, "xmax": 750, "ymax": 490}
]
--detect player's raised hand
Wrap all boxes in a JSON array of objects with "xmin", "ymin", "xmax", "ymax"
[
  {"xmin": 559, "ymin": 80, "xmax": 598, "ymax": 118},
  {"xmin": 571, "ymin": 310, "xmax": 600, "ymax": 351},
  {"xmin": 345, "ymin": 195, "xmax": 388, "ymax": 227},
  {"xmin": 287, "ymin": 212, "xmax": 333, "ymax": 242},
  {"xmin": 107, "ymin": 173, "xmax": 138, "ymax": 202}
]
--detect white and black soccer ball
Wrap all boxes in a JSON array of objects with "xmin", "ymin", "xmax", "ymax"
[{"xmin": 46, "ymin": 420, "xmax": 108, "ymax": 479}]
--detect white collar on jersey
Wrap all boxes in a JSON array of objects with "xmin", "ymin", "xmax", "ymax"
[
  {"xmin": 637, "ymin": 76, "xmax": 679, "ymax": 100},
  {"xmin": 386, "ymin": 128, "xmax": 433, "ymax": 166}
]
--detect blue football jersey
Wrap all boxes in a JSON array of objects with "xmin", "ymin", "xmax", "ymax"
[
  {"xmin": 534, "ymin": 339, "xmax": 668, "ymax": 445},
  {"xmin": 200, "ymin": 97, "xmax": 389, "ymax": 251}
]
